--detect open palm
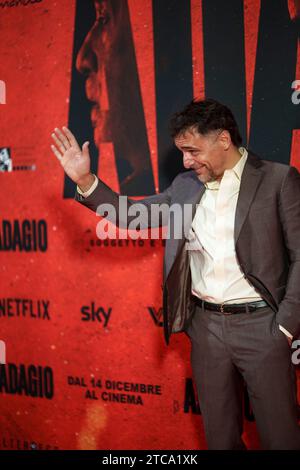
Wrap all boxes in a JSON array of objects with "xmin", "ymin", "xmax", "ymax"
[{"xmin": 50, "ymin": 126, "xmax": 91, "ymax": 185}]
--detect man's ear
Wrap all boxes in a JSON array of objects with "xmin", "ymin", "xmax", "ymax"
[{"xmin": 219, "ymin": 130, "xmax": 231, "ymax": 151}]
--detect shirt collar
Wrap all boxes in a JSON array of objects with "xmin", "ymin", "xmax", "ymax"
[{"xmin": 204, "ymin": 147, "xmax": 248, "ymax": 190}]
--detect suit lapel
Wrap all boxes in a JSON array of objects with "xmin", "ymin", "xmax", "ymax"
[
  {"xmin": 174, "ymin": 179, "xmax": 206, "ymax": 257},
  {"xmin": 234, "ymin": 151, "xmax": 263, "ymax": 245}
]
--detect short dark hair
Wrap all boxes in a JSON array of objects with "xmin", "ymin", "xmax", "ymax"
[{"xmin": 169, "ymin": 98, "xmax": 242, "ymax": 147}]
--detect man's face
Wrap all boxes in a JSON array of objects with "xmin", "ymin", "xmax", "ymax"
[
  {"xmin": 174, "ymin": 128, "xmax": 229, "ymax": 184},
  {"xmin": 75, "ymin": 0, "xmax": 155, "ymax": 192},
  {"xmin": 75, "ymin": 0, "xmax": 122, "ymax": 145}
]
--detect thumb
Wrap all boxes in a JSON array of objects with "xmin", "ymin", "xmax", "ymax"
[{"xmin": 82, "ymin": 141, "xmax": 90, "ymax": 156}]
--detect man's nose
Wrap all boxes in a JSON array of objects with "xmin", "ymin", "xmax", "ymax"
[
  {"xmin": 183, "ymin": 155, "xmax": 194, "ymax": 168},
  {"xmin": 76, "ymin": 34, "xmax": 97, "ymax": 76}
]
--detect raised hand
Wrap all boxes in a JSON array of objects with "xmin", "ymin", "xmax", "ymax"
[{"xmin": 50, "ymin": 126, "xmax": 94, "ymax": 189}]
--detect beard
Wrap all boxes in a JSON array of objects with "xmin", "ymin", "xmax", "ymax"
[{"xmin": 195, "ymin": 165, "xmax": 221, "ymax": 184}]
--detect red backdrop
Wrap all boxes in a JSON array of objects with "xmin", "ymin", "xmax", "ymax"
[{"xmin": 0, "ymin": 0, "xmax": 299, "ymax": 450}]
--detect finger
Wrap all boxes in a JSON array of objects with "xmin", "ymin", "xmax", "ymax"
[
  {"xmin": 54, "ymin": 127, "xmax": 71, "ymax": 150},
  {"xmin": 82, "ymin": 141, "xmax": 90, "ymax": 155},
  {"xmin": 51, "ymin": 132, "xmax": 67, "ymax": 154},
  {"xmin": 62, "ymin": 126, "xmax": 80, "ymax": 149},
  {"xmin": 50, "ymin": 144, "xmax": 63, "ymax": 161}
]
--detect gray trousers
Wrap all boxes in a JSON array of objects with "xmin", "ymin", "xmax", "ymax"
[{"xmin": 185, "ymin": 303, "xmax": 300, "ymax": 450}]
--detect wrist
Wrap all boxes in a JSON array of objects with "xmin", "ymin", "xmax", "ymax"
[{"xmin": 77, "ymin": 173, "xmax": 95, "ymax": 192}]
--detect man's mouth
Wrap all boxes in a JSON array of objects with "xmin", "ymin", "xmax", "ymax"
[{"xmin": 195, "ymin": 165, "xmax": 206, "ymax": 172}]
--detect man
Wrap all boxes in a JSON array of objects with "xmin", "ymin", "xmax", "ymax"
[{"xmin": 51, "ymin": 98, "xmax": 300, "ymax": 450}]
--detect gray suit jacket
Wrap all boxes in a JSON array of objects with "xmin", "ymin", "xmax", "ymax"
[{"xmin": 74, "ymin": 150, "xmax": 300, "ymax": 345}]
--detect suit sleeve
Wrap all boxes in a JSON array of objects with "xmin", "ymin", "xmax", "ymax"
[
  {"xmin": 74, "ymin": 175, "xmax": 174, "ymax": 229},
  {"xmin": 277, "ymin": 165, "xmax": 300, "ymax": 337}
]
